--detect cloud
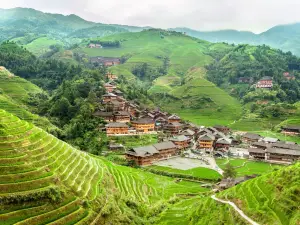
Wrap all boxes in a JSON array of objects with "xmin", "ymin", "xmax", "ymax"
[{"xmin": 1, "ymin": 0, "xmax": 300, "ymax": 33}]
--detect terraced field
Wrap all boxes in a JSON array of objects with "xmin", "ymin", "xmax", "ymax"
[
  {"xmin": 0, "ymin": 110, "xmax": 208, "ymax": 224},
  {"xmin": 218, "ymin": 163, "xmax": 300, "ymax": 225}
]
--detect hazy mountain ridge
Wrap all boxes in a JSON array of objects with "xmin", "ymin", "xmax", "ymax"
[{"xmin": 172, "ymin": 24, "xmax": 300, "ymax": 56}]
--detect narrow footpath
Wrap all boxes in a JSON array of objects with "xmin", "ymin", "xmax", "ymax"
[{"xmin": 211, "ymin": 195, "xmax": 260, "ymax": 225}]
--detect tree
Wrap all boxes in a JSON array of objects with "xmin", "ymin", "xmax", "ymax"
[{"xmin": 223, "ymin": 163, "xmax": 237, "ymax": 178}]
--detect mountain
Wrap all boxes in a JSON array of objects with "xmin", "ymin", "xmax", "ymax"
[
  {"xmin": 76, "ymin": 29, "xmax": 243, "ymax": 125},
  {"xmin": 170, "ymin": 27, "xmax": 259, "ymax": 44},
  {"xmin": 0, "ymin": 110, "xmax": 207, "ymax": 224},
  {"xmin": 172, "ymin": 23, "xmax": 300, "ymax": 56},
  {"xmin": 0, "ymin": 8, "xmax": 145, "ymax": 55},
  {"xmin": 73, "ymin": 29, "xmax": 300, "ymax": 129}
]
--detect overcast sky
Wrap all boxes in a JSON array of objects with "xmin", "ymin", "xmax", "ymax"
[{"xmin": 1, "ymin": 0, "xmax": 300, "ymax": 33}]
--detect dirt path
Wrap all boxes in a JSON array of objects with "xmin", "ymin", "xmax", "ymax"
[{"xmin": 211, "ymin": 195, "xmax": 260, "ymax": 225}]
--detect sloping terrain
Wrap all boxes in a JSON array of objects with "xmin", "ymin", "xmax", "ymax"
[
  {"xmin": 158, "ymin": 163, "xmax": 300, "ymax": 225},
  {"xmin": 0, "ymin": 110, "xmax": 207, "ymax": 224},
  {"xmin": 78, "ymin": 30, "xmax": 242, "ymax": 125},
  {"xmin": 0, "ymin": 8, "xmax": 145, "ymax": 56},
  {"xmin": 218, "ymin": 163, "xmax": 300, "ymax": 225},
  {"xmin": 0, "ymin": 67, "xmax": 57, "ymax": 131}
]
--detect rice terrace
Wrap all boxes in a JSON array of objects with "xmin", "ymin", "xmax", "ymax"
[{"xmin": 0, "ymin": 4, "xmax": 300, "ymax": 225}]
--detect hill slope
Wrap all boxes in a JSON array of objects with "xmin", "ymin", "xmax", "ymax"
[
  {"xmin": 0, "ymin": 67, "xmax": 58, "ymax": 132},
  {"xmin": 0, "ymin": 8, "xmax": 145, "ymax": 56},
  {"xmin": 78, "ymin": 29, "xmax": 242, "ymax": 125},
  {"xmin": 158, "ymin": 163, "xmax": 300, "ymax": 225},
  {"xmin": 0, "ymin": 110, "xmax": 207, "ymax": 224}
]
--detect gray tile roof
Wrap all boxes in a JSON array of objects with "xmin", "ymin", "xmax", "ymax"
[
  {"xmin": 242, "ymin": 133, "xmax": 261, "ymax": 140},
  {"xmin": 170, "ymin": 135, "xmax": 190, "ymax": 142},
  {"xmin": 106, "ymin": 122, "xmax": 129, "ymax": 128},
  {"xmin": 153, "ymin": 141, "xmax": 177, "ymax": 151},
  {"xmin": 127, "ymin": 145, "xmax": 159, "ymax": 157},
  {"xmin": 198, "ymin": 133, "xmax": 215, "ymax": 141},
  {"xmin": 266, "ymin": 148, "xmax": 300, "ymax": 156}
]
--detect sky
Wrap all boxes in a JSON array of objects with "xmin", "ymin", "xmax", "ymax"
[{"xmin": 1, "ymin": 0, "xmax": 300, "ymax": 33}]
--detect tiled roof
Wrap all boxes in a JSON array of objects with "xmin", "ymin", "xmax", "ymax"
[
  {"xmin": 106, "ymin": 122, "xmax": 128, "ymax": 128},
  {"xmin": 153, "ymin": 141, "xmax": 177, "ymax": 151}
]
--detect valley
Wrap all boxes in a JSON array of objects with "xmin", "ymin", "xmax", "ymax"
[{"xmin": 0, "ymin": 7, "xmax": 299, "ymax": 225}]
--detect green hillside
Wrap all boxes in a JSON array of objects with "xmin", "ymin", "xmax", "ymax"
[
  {"xmin": 0, "ymin": 67, "xmax": 42, "ymax": 105},
  {"xmin": 217, "ymin": 163, "xmax": 300, "ymax": 225},
  {"xmin": 158, "ymin": 163, "xmax": 300, "ymax": 225},
  {"xmin": 0, "ymin": 67, "xmax": 57, "ymax": 132},
  {"xmin": 0, "ymin": 110, "xmax": 208, "ymax": 224},
  {"xmin": 77, "ymin": 29, "xmax": 242, "ymax": 125},
  {"xmin": 0, "ymin": 8, "xmax": 146, "ymax": 56}
]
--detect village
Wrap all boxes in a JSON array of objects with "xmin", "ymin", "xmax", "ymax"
[{"xmin": 93, "ymin": 72, "xmax": 300, "ymax": 175}]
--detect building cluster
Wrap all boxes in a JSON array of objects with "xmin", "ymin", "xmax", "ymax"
[
  {"xmin": 90, "ymin": 57, "xmax": 121, "ymax": 66},
  {"xmin": 243, "ymin": 132, "xmax": 300, "ymax": 164},
  {"xmin": 88, "ymin": 43, "xmax": 102, "ymax": 48},
  {"xmin": 283, "ymin": 72, "xmax": 295, "ymax": 80},
  {"xmin": 256, "ymin": 76, "xmax": 273, "ymax": 89},
  {"xmin": 125, "ymin": 124, "xmax": 238, "ymax": 166}
]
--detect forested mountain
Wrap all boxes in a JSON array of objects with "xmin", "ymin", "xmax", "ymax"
[
  {"xmin": 172, "ymin": 23, "xmax": 300, "ymax": 56},
  {"xmin": 0, "ymin": 8, "xmax": 145, "ymax": 50},
  {"xmin": 69, "ymin": 29, "xmax": 300, "ymax": 127}
]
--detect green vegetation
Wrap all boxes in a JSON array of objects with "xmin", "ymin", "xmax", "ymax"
[
  {"xmin": 148, "ymin": 165, "xmax": 222, "ymax": 181},
  {"xmin": 218, "ymin": 163, "xmax": 300, "ymax": 225},
  {"xmin": 109, "ymin": 134, "xmax": 158, "ymax": 149},
  {"xmin": 216, "ymin": 158, "xmax": 283, "ymax": 176},
  {"xmin": 0, "ymin": 110, "xmax": 207, "ymax": 224}
]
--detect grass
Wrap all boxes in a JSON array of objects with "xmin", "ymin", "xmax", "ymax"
[
  {"xmin": 109, "ymin": 134, "xmax": 158, "ymax": 149},
  {"xmin": 216, "ymin": 158, "xmax": 284, "ymax": 176},
  {"xmin": 149, "ymin": 165, "xmax": 222, "ymax": 181},
  {"xmin": 24, "ymin": 37, "xmax": 63, "ymax": 56}
]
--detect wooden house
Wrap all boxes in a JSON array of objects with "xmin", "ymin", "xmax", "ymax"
[
  {"xmin": 104, "ymin": 83, "xmax": 116, "ymax": 93},
  {"xmin": 168, "ymin": 114, "xmax": 181, "ymax": 123},
  {"xmin": 125, "ymin": 141, "xmax": 178, "ymax": 166},
  {"xmin": 164, "ymin": 122, "xmax": 183, "ymax": 134},
  {"xmin": 266, "ymin": 143, "xmax": 300, "ymax": 163},
  {"xmin": 103, "ymin": 93, "xmax": 117, "ymax": 103},
  {"xmin": 106, "ymin": 123, "xmax": 129, "ymax": 136},
  {"xmin": 215, "ymin": 138, "xmax": 231, "ymax": 151},
  {"xmin": 170, "ymin": 135, "xmax": 190, "ymax": 149},
  {"xmin": 90, "ymin": 57, "xmax": 120, "ymax": 66},
  {"xmin": 248, "ymin": 142, "xmax": 300, "ymax": 163},
  {"xmin": 93, "ymin": 111, "xmax": 114, "ymax": 122},
  {"xmin": 242, "ymin": 133, "xmax": 262, "ymax": 143},
  {"xmin": 131, "ymin": 118, "xmax": 155, "ymax": 133},
  {"xmin": 281, "ymin": 125, "xmax": 300, "ymax": 136},
  {"xmin": 213, "ymin": 125, "xmax": 231, "ymax": 135},
  {"xmin": 180, "ymin": 129, "xmax": 196, "ymax": 139},
  {"xmin": 256, "ymin": 76, "xmax": 273, "ymax": 89},
  {"xmin": 113, "ymin": 90, "xmax": 123, "ymax": 97},
  {"xmin": 106, "ymin": 100, "xmax": 125, "ymax": 112},
  {"xmin": 126, "ymin": 145, "xmax": 159, "ymax": 166},
  {"xmin": 198, "ymin": 134, "xmax": 215, "ymax": 150},
  {"xmin": 113, "ymin": 111, "xmax": 131, "ymax": 123},
  {"xmin": 283, "ymin": 72, "xmax": 295, "ymax": 80},
  {"xmin": 153, "ymin": 141, "xmax": 178, "ymax": 159}
]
